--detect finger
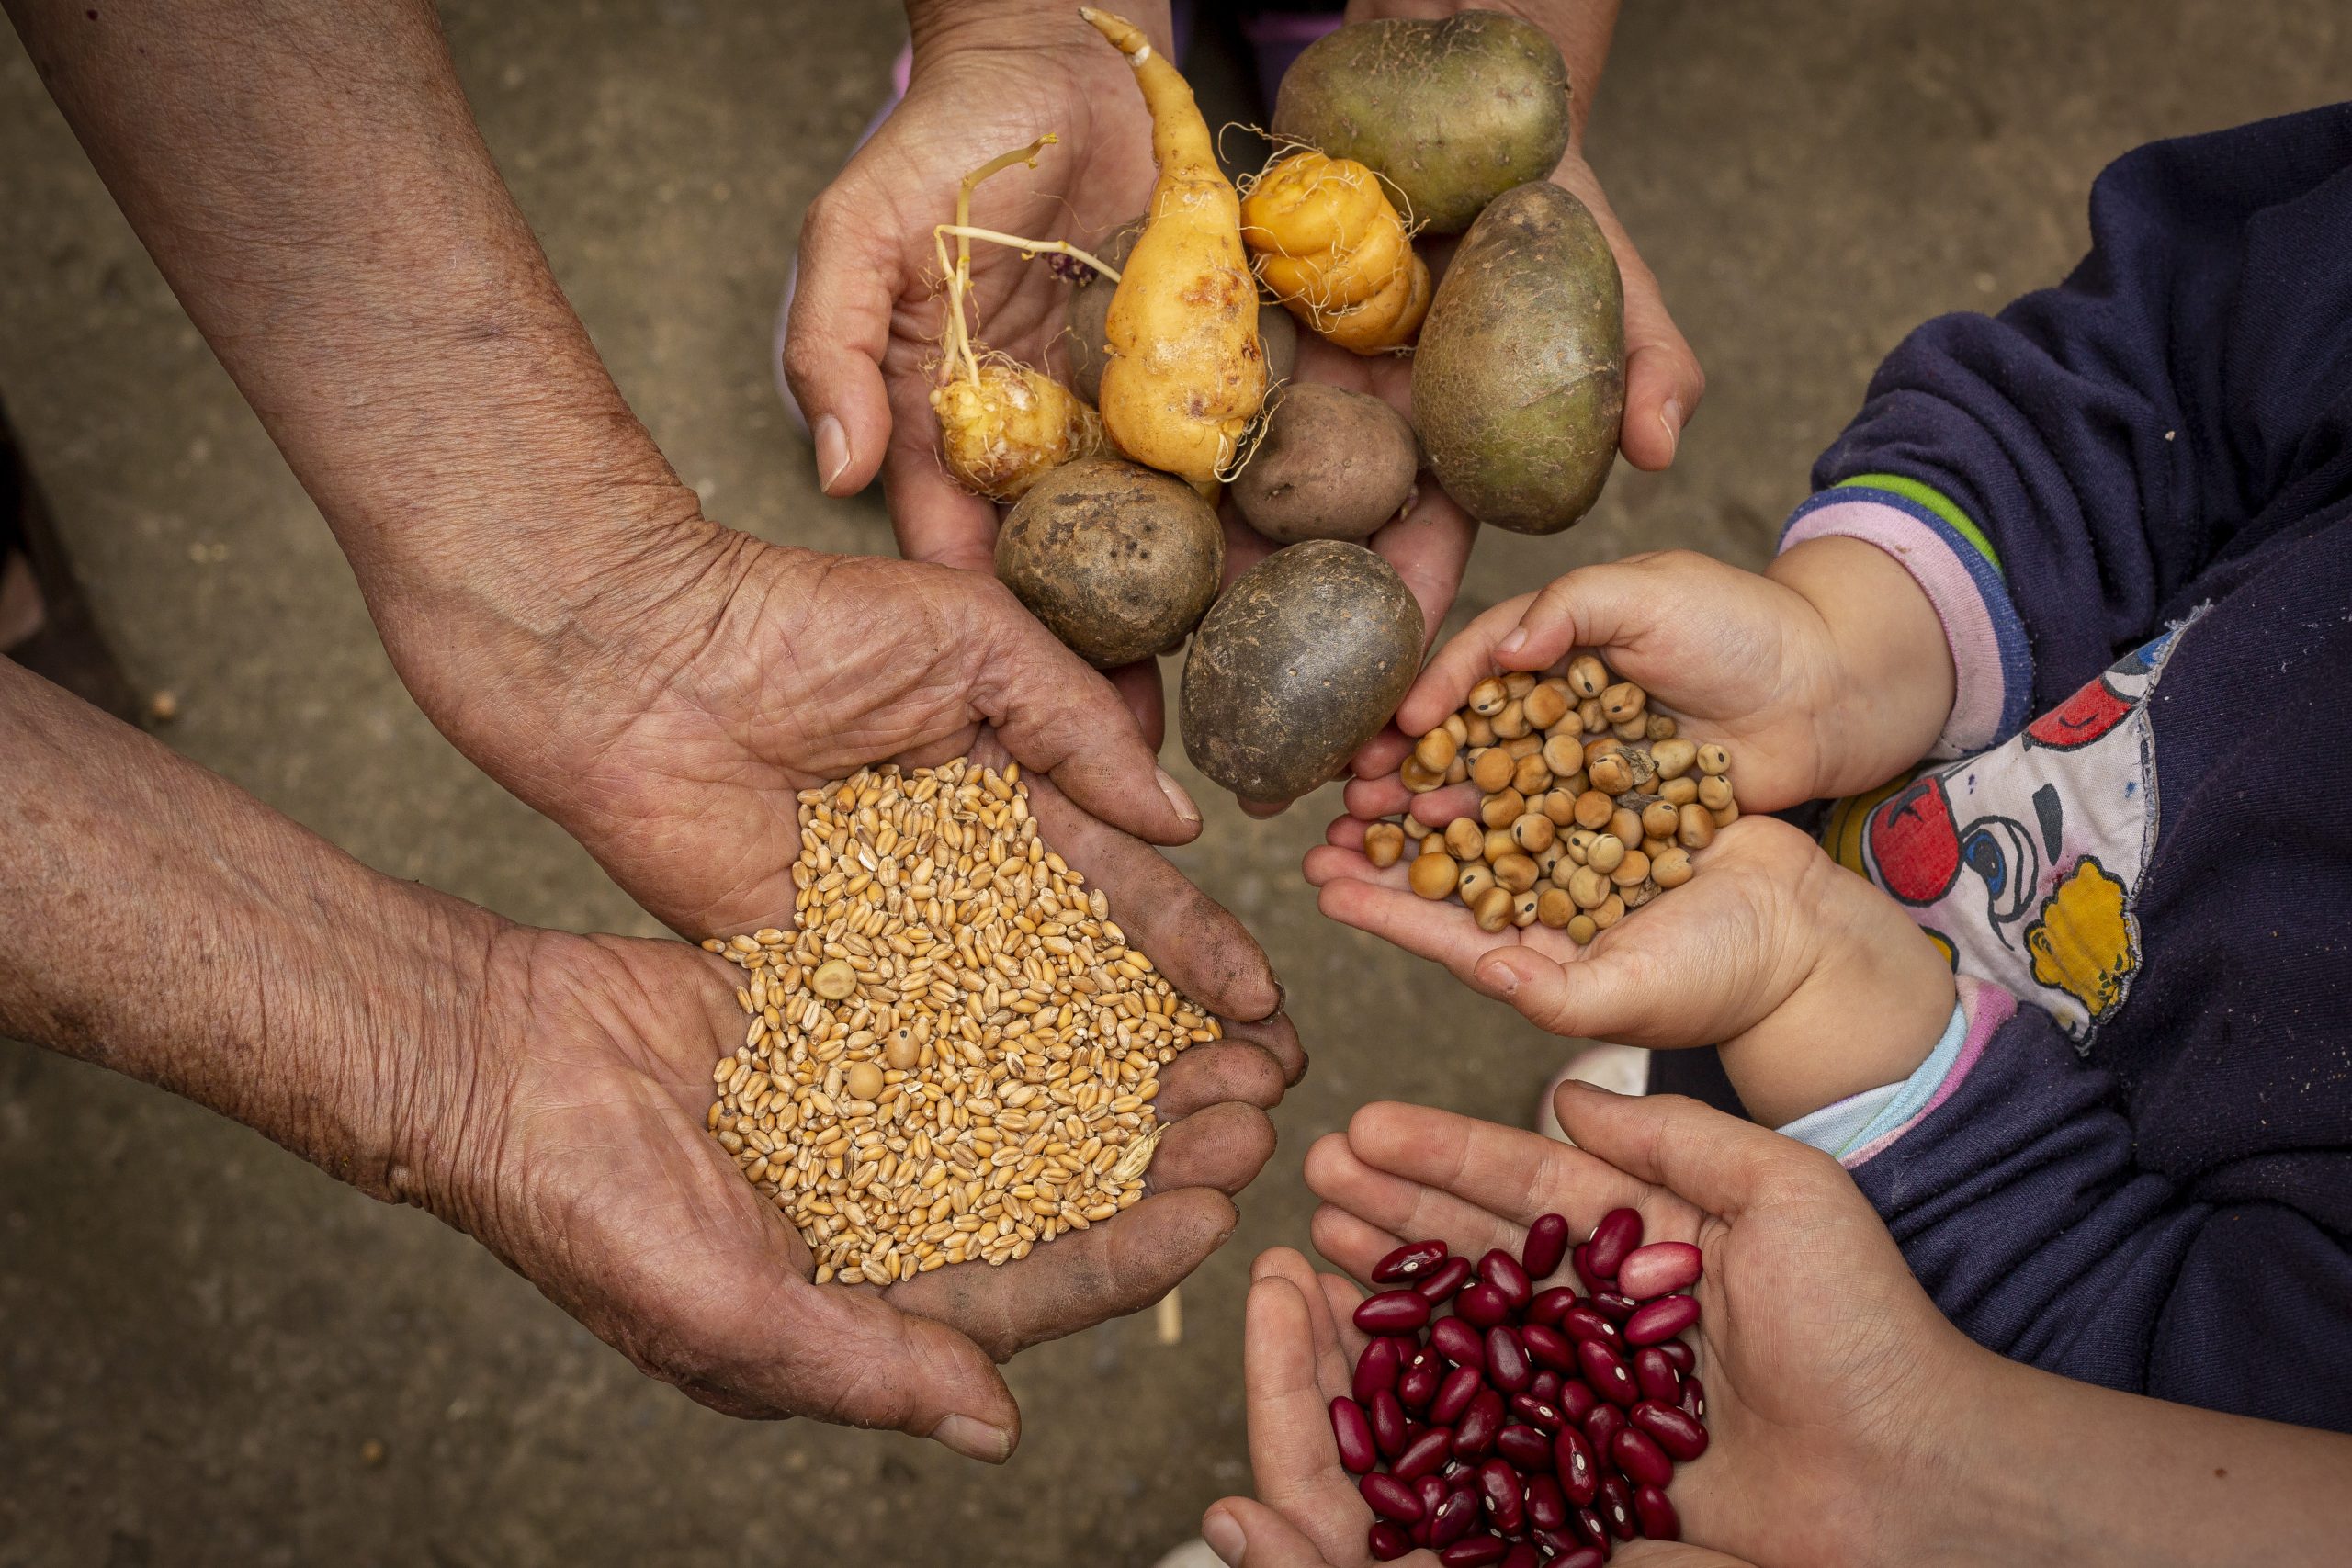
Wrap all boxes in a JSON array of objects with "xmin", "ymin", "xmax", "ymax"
[
  {"xmin": 978, "ymin": 618, "xmax": 1204, "ymax": 846},
  {"xmin": 880, "ymin": 371, "xmax": 1002, "ymax": 571},
  {"xmin": 1222, "ymin": 1007, "xmax": 1309, "ymax": 1086},
  {"xmin": 1314, "ymin": 874, "xmax": 1577, "ymax": 983},
  {"xmin": 1154, "ymin": 1040, "xmax": 1290, "ymax": 1119},
  {"xmin": 1107, "ymin": 659, "xmax": 1168, "ymax": 751},
  {"xmin": 1394, "ymin": 592, "xmax": 1535, "ymax": 737},
  {"xmin": 1301, "ymin": 1127, "xmax": 1529, "ymax": 1259},
  {"xmin": 1484, "ymin": 560, "xmax": 1697, "ymax": 674},
  {"xmin": 1300, "ymin": 841, "xmax": 1408, "ymax": 895},
  {"xmin": 883, "ymin": 1187, "xmax": 1238, "ymax": 1361},
  {"xmin": 1338, "ymin": 1100, "xmax": 1688, "ymax": 1238},
  {"xmin": 1365, "ymin": 484, "xmax": 1476, "ymax": 653},
  {"xmin": 1472, "ymin": 943, "xmax": 1658, "ymax": 1043},
  {"xmin": 1203, "ymin": 1496, "xmax": 1358, "ymax": 1568},
  {"xmin": 1306, "ymin": 1205, "xmax": 1411, "ymax": 1287},
  {"xmin": 1545, "ymin": 153, "xmax": 1704, "ymax": 473},
  {"xmin": 1250, "ymin": 1246, "xmax": 1358, "ymax": 1397},
  {"xmin": 1549, "ymin": 1082, "xmax": 1830, "ymax": 1222},
  {"xmin": 1026, "ymin": 775, "xmax": 1283, "ymax": 1021},
  {"xmin": 1239, "ymin": 1274, "xmax": 1384, "ymax": 1562},
  {"xmin": 784, "ymin": 180, "xmax": 902, "ymax": 498},
  {"xmin": 1347, "ymin": 723, "xmax": 1415, "ymax": 782},
  {"xmin": 1340, "ymin": 771, "xmax": 1412, "ymax": 822},
  {"xmin": 1148, "ymin": 1100, "xmax": 1278, "ymax": 1196}
]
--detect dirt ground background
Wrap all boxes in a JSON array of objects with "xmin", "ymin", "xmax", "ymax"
[{"xmin": 2, "ymin": 2, "xmax": 2345, "ymax": 1563}]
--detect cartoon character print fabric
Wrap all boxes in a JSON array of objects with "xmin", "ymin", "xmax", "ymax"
[{"xmin": 1824, "ymin": 623, "xmax": 2194, "ymax": 1045}]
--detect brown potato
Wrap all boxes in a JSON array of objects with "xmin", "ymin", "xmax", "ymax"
[
  {"xmin": 1231, "ymin": 384, "xmax": 1419, "ymax": 544},
  {"xmin": 1181, "ymin": 540, "xmax": 1423, "ymax": 801},
  {"xmin": 996, "ymin": 456, "xmax": 1223, "ymax": 668}
]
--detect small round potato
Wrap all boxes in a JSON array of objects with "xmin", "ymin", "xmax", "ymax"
[
  {"xmin": 1231, "ymin": 384, "xmax": 1419, "ymax": 544},
  {"xmin": 1181, "ymin": 540, "xmax": 1424, "ymax": 801},
  {"xmin": 996, "ymin": 457, "xmax": 1224, "ymax": 668}
]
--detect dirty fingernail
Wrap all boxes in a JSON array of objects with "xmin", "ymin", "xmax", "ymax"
[
  {"xmin": 930, "ymin": 1413, "xmax": 1013, "ymax": 1463},
  {"xmin": 1157, "ymin": 766, "xmax": 1201, "ymax": 826},
  {"xmin": 1202, "ymin": 1506, "xmax": 1247, "ymax": 1567},
  {"xmin": 815, "ymin": 413, "xmax": 851, "ymax": 493}
]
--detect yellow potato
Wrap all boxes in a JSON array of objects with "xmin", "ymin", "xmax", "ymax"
[
  {"xmin": 931, "ymin": 360, "xmax": 1102, "ymax": 502},
  {"xmin": 1240, "ymin": 151, "xmax": 1430, "ymax": 354}
]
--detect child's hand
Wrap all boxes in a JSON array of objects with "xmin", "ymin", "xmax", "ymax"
[
  {"xmin": 1346, "ymin": 541, "xmax": 1953, "ymax": 818},
  {"xmin": 1306, "ymin": 814, "xmax": 1952, "ymax": 1128}
]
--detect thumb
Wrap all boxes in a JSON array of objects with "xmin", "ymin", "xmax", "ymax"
[
  {"xmin": 1549, "ymin": 1079, "xmax": 1828, "ymax": 1222},
  {"xmin": 1488, "ymin": 558, "xmax": 1674, "ymax": 674},
  {"xmin": 1202, "ymin": 1498, "xmax": 1340, "ymax": 1568},
  {"xmin": 783, "ymin": 182, "xmax": 899, "ymax": 498},
  {"xmin": 761, "ymin": 1280, "xmax": 1023, "ymax": 1461},
  {"xmin": 1474, "ymin": 943, "xmax": 1651, "ymax": 1041},
  {"xmin": 976, "ymin": 596, "xmax": 1202, "ymax": 846}
]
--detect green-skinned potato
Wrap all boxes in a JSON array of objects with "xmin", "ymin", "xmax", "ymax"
[
  {"xmin": 1181, "ymin": 540, "xmax": 1423, "ymax": 801},
  {"xmin": 1069, "ymin": 216, "xmax": 1296, "ymax": 407},
  {"xmin": 996, "ymin": 457, "xmax": 1224, "ymax": 668},
  {"xmin": 1271, "ymin": 11, "xmax": 1571, "ymax": 234},
  {"xmin": 1412, "ymin": 181, "xmax": 1624, "ymax": 534},
  {"xmin": 1231, "ymin": 384, "xmax": 1418, "ymax": 544}
]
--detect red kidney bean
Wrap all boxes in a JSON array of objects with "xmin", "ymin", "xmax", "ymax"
[
  {"xmin": 1557, "ymin": 1378, "xmax": 1600, "ymax": 1425},
  {"xmin": 1530, "ymin": 1529, "xmax": 1581, "ymax": 1558},
  {"xmin": 1577, "ymin": 1338, "xmax": 1641, "ymax": 1407},
  {"xmin": 1372, "ymin": 1390, "xmax": 1409, "ymax": 1459},
  {"xmin": 1495, "ymin": 1423, "xmax": 1552, "ymax": 1470},
  {"xmin": 1584, "ymin": 1402, "xmax": 1627, "ymax": 1457},
  {"xmin": 1453, "ymin": 1388, "xmax": 1505, "ymax": 1458},
  {"xmin": 1352, "ymin": 1337, "xmax": 1400, "ymax": 1403},
  {"xmin": 1361, "ymin": 1471, "xmax": 1424, "ymax": 1524},
  {"xmin": 1587, "ymin": 1208, "xmax": 1644, "ymax": 1277},
  {"xmin": 1374, "ymin": 1238, "xmax": 1451, "ymax": 1282},
  {"xmin": 1367, "ymin": 1521, "xmax": 1413, "ymax": 1562},
  {"xmin": 1431, "ymin": 1363, "xmax": 1483, "ymax": 1425},
  {"xmin": 1634, "ymin": 1483, "xmax": 1680, "ymax": 1541},
  {"xmin": 1553, "ymin": 1423, "xmax": 1599, "ymax": 1505},
  {"xmin": 1438, "ymin": 1535, "xmax": 1507, "ymax": 1568},
  {"xmin": 1571, "ymin": 1242, "xmax": 1607, "ymax": 1297},
  {"xmin": 1429, "ymin": 1487, "xmax": 1480, "ymax": 1549},
  {"xmin": 1520, "ymin": 1321, "xmax": 1577, "ymax": 1373},
  {"xmin": 1526, "ymin": 1286, "xmax": 1577, "ymax": 1326},
  {"xmin": 1560, "ymin": 1305, "xmax": 1622, "ymax": 1347},
  {"xmin": 1354, "ymin": 1290, "xmax": 1431, "ymax": 1334},
  {"xmin": 1453, "ymin": 1281, "xmax": 1512, "ymax": 1328},
  {"xmin": 1633, "ymin": 1346, "xmax": 1682, "ymax": 1405},
  {"xmin": 1476, "ymin": 1457, "xmax": 1525, "ymax": 1534},
  {"xmin": 1525, "ymin": 1471, "xmax": 1568, "ymax": 1533},
  {"xmin": 1631, "ymin": 1400, "xmax": 1709, "ymax": 1461},
  {"xmin": 1485, "ymin": 1325, "xmax": 1532, "ymax": 1393},
  {"xmin": 1416, "ymin": 1254, "xmax": 1476, "ymax": 1303},
  {"xmin": 1656, "ymin": 1337, "xmax": 1695, "ymax": 1373},
  {"xmin": 1477, "ymin": 1248, "xmax": 1534, "ymax": 1311},
  {"xmin": 1500, "ymin": 1543, "xmax": 1541, "ymax": 1568},
  {"xmin": 1573, "ymin": 1505, "xmax": 1611, "ymax": 1551},
  {"xmin": 1679, "ymin": 1373, "xmax": 1706, "ymax": 1421},
  {"xmin": 1591, "ymin": 1290, "xmax": 1639, "ymax": 1324},
  {"xmin": 1395, "ymin": 1425, "xmax": 1456, "ymax": 1482},
  {"xmin": 1522, "ymin": 1212, "xmax": 1570, "ymax": 1280},
  {"xmin": 1624, "ymin": 1294, "xmax": 1700, "ymax": 1346},
  {"xmin": 1616, "ymin": 1240, "xmax": 1702, "ymax": 1300},
  {"xmin": 1417, "ymin": 1473, "xmax": 1450, "ymax": 1522},
  {"xmin": 1330, "ymin": 1397, "xmax": 1376, "ymax": 1473},
  {"xmin": 1598, "ymin": 1472, "xmax": 1636, "ymax": 1540},
  {"xmin": 1611, "ymin": 1425, "xmax": 1673, "ymax": 1488},
  {"xmin": 1398, "ymin": 1360, "xmax": 1442, "ymax": 1413},
  {"xmin": 1430, "ymin": 1316, "xmax": 1486, "ymax": 1371},
  {"xmin": 1509, "ymin": 1392, "xmax": 1564, "ymax": 1431},
  {"xmin": 1529, "ymin": 1369, "xmax": 1564, "ymax": 1404}
]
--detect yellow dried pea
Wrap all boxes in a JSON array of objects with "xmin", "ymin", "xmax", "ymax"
[
  {"xmin": 1364, "ymin": 821, "xmax": 1407, "ymax": 867},
  {"xmin": 1411, "ymin": 851, "xmax": 1460, "ymax": 899}
]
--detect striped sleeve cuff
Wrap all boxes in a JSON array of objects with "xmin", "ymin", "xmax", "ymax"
[
  {"xmin": 1776, "ymin": 976, "xmax": 2018, "ymax": 1169},
  {"xmin": 1778, "ymin": 476, "xmax": 2032, "ymax": 756}
]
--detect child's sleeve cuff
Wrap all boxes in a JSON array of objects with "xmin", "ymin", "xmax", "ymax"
[
  {"xmin": 1775, "ymin": 976, "xmax": 2019, "ymax": 1168},
  {"xmin": 1779, "ymin": 476, "xmax": 2033, "ymax": 755}
]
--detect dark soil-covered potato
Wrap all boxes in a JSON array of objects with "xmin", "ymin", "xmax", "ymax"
[
  {"xmin": 996, "ymin": 456, "xmax": 1224, "ymax": 668},
  {"xmin": 1181, "ymin": 540, "xmax": 1424, "ymax": 801},
  {"xmin": 1412, "ymin": 181, "xmax": 1624, "ymax": 534},
  {"xmin": 1271, "ymin": 12, "xmax": 1571, "ymax": 234},
  {"xmin": 1232, "ymin": 384, "xmax": 1419, "ymax": 544},
  {"xmin": 1069, "ymin": 215, "xmax": 1295, "ymax": 406}
]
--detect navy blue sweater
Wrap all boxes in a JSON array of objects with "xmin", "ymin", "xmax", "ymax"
[{"xmin": 1781, "ymin": 105, "xmax": 2352, "ymax": 1434}]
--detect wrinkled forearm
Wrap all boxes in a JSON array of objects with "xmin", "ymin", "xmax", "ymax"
[
  {"xmin": 1, "ymin": 0, "xmax": 712, "ymax": 726},
  {"xmin": 0, "ymin": 660, "xmax": 503, "ymax": 1209}
]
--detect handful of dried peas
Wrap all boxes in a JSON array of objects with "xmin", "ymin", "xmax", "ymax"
[
  {"xmin": 1363, "ymin": 656, "xmax": 1739, "ymax": 943},
  {"xmin": 702, "ymin": 760, "xmax": 1219, "ymax": 1285}
]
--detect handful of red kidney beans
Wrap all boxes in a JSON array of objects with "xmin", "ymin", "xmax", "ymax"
[{"xmin": 1334, "ymin": 1207, "xmax": 1706, "ymax": 1565}]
